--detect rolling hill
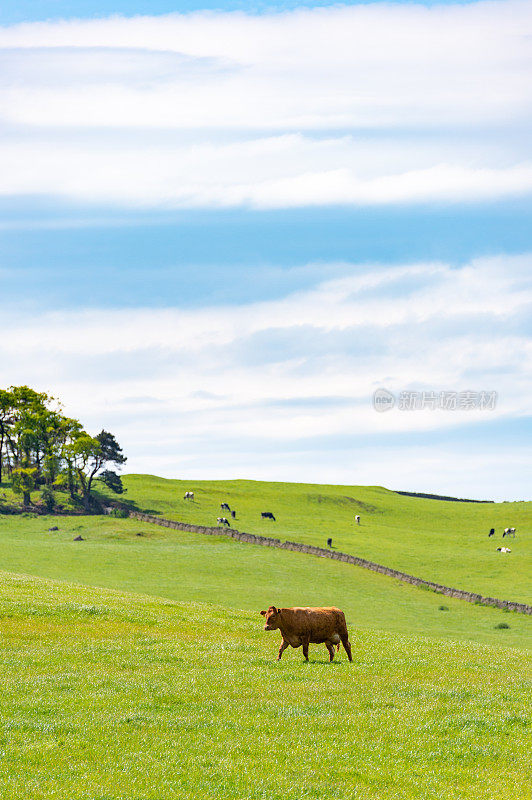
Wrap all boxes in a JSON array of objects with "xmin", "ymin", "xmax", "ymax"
[
  {"xmin": 98, "ymin": 475, "xmax": 532, "ymax": 605},
  {"xmin": 0, "ymin": 513, "xmax": 529, "ymax": 649}
]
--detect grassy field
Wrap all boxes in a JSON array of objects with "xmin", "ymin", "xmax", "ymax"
[
  {"xmin": 97, "ymin": 475, "xmax": 532, "ymax": 604},
  {"xmin": 0, "ymin": 514, "xmax": 530, "ymax": 649},
  {"xmin": 1, "ymin": 571, "xmax": 530, "ymax": 800}
]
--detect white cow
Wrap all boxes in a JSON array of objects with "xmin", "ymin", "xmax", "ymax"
[
  {"xmin": 355, "ymin": 515, "xmax": 360, "ymax": 524},
  {"xmin": 497, "ymin": 547, "xmax": 511, "ymax": 553}
]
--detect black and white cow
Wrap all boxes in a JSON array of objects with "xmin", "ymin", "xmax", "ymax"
[
  {"xmin": 184, "ymin": 491, "xmax": 194, "ymax": 500},
  {"xmin": 220, "ymin": 502, "xmax": 231, "ymax": 511},
  {"xmin": 217, "ymin": 517, "xmax": 230, "ymax": 526}
]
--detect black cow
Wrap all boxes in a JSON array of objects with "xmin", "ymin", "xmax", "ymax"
[
  {"xmin": 231, "ymin": 510, "xmax": 236, "ymax": 519},
  {"xmin": 261, "ymin": 512, "xmax": 276, "ymax": 521},
  {"xmin": 217, "ymin": 517, "xmax": 230, "ymax": 526},
  {"xmin": 488, "ymin": 528, "xmax": 495, "ymax": 537},
  {"xmin": 327, "ymin": 537, "xmax": 333, "ymax": 548},
  {"xmin": 220, "ymin": 502, "xmax": 231, "ymax": 511}
]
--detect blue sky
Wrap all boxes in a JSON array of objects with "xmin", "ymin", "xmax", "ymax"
[
  {"xmin": 0, "ymin": 0, "xmax": 479, "ymax": 25},
  {"xmin": 1, "ymin": 0, "xmax": 531, "ymax": 498}
]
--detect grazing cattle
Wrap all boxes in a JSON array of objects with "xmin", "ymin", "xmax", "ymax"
[
  {"xmin": 503, "ymin": 527, "xmax": 516, "ymax": 538},
  {"xmin": 217, "ymin": 517, "xmax": 230, "ymax": 526},
  {"xmin": 260, "ymin": 605, "xmax": 352, "ymax": 662},
  {"xmin": 497, "ymin": 547, "xmax": 511, "ymax": 553},
  {"xmin": 488, "ymin": 528, "xmax": 495, "ymax": 537},
  {"xmin": 327, "ymin": 537, "xmax": 333, "ymax": 548},
  {"xmin": 261, "ymin": 512, "xmax": 276, "ymax": 520},
  {"xmin": 231, "ymin": 510, "xmax": 236, "ymax": 519},
  {"xmin": 184, "ymin": 491, "xmax": 194, "ymax": 500},
  {"xmin": 220, "ymin": 502, "xmax": 231, "ymax": 512},
  {"xmin": 355, "ymin": 515, "xmax": 360, "ymax": 524}
]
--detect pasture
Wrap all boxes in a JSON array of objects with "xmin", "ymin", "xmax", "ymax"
[
  {"xmin": 0, "ymin": 572, "xmax": 530, "ymax": 800},
  {"xmin": 98, "ymin": 475, "xmax": 532, "ymax": 604},
  {"xmin": 0, "ymin": 514, "xmax": 530, "ymax": 649}
]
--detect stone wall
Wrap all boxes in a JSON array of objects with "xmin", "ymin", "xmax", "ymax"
[{"xmin": 128, "ymin": 510, "xmax": 532, "ymax": 615}]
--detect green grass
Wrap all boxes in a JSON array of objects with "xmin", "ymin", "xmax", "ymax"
[
  {"xmin": 98, "ymin": 475, "xmax": 532, "ymax": 604},
  {"xmin": 0, "ymin": 514, "xmax": 530, "ymax": 649},
  {"xmin": 0, "ymin": 571, "xmax": 530, "ymax": 800},
  {"xmin": 0, "ymin": 482, "xmax": 81, "ymax": 514}
]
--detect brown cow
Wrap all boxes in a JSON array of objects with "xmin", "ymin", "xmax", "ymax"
[{"xmin": 260, "ymin": 605, "xmax": 353, "ymax": 662}]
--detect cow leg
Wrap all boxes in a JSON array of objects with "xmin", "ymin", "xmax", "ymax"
[
  {"xmin": 341, "ymin": 634, "xmax": 353, "ymax": 662},
  {"xmin": 302, "ymin": 637, "xmax": 310, "ymax": 662},
  {"xmin": 277, "ymin": 639, "xmax": 289, "ymax": 661},
  {"xmin": 326, "ymin": 642, "xmax": 335, "ymax": 662}
]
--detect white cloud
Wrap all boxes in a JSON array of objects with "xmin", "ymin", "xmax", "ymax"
[
  {"xmin": 0, "ymin": 2, "xmax": 531, "ymax": 208},
  {"xmin": 3, "ymin": 252, "xmax": 531, "ymax": 495},
  {"xmin": 0, "ymin": 134, "xmax": 531, "ymax": 208},
  {"xmin": 2, "ymin": 252, "xmax": 531, "ymax": 436},
  {"xmin": 1, "ymin": 3, "xmax": 531, "ymax": 129}
]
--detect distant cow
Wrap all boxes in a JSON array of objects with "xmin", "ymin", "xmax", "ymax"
[
  {"xmin": 488, "ymin": 528, "xmax": 495, "ymax": 537},
  {"xmin": 355, "ymin": 515, "xmax": 360, "ymax": 524},
  {"xmin": 231, "ymin": 510, "xmax": 236, "ymax": 519},
  {"xmin": 260, "ymin": 605, "xmax": 352, "ymax": 662},
  {"xmin": 184, "ymin": 491, "xmax": 194, "ymax": 500},
  {"xmin": 497, "ymin": 547, "xmax": 511, "ymax": 553},
  {"xmin": 261, "ymin": 512, "xmax": 276, "ymax": 521},
  {"xmin": 327, "ymin": 537, "xmax": 333, "ymax": 548},
  {"xmin": 220, "ymin": 502, "xmax": 231, "ymax": 512},
  {"xmin": 217, "ymin": 517, "xmax": 230, "ymax": 526},
  {"xmin": 503, "ymin": 527, "xmax": 516, "ymax": 538}
]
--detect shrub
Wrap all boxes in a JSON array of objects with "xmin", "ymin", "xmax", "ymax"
[
  {"xmin": 109, "ymin": 508, "xmax": 128, "ymax": 519},
  {"xmin": 495, "ymin": 622, "xmax": 510, "ymax": 629},
  {"xmin": 41, "ymin": 486, "xmax": 56, "ymax": 513},
  {"xmin": 438, "ymin": 605, "xmax": 449, "ymax": 611}
]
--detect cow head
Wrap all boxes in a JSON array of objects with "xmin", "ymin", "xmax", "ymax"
[{"xmin": 260, "ymin": 606, "xmax": 281, "ymax": 630}]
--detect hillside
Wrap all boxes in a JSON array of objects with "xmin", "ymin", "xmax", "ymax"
[
  {"xmin": 0, "ymin": 514, "xmax": 530, "ymax": 650},
  {"xmin": 1, "ymin": 571, "xmax": 530, "ymax": 800},
  {"xmin": 98, "ymin": 475, "xmax": 532, "ymax": 605}
]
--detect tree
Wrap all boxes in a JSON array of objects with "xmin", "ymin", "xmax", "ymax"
[
  {"xmin": 4, "ymin": 386, "xmax": 57, "ymax": 484},
  {"xmin": 98, "ymin": 470, "xmax": 126, "ymax": 495},
  {"xmin": 57, "ymin": 416, "xmax": 85, "ymax": 499},
  {"xmin": 70, "ymin": 429, "xmax": 127, "ymax": 511},
  {"xmin": 0, "ymin": 389, "xmax": 14, "ymax": 484},
  {"xmin": 12, "ymin": 466, "xmax": 38, "ymax": 507},
  {"xmin": 0, "ymin": 386, "xmax": 127, "ymax": 513}
]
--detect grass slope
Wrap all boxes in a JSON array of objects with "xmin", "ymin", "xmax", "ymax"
[
  {"xmin": 101, "ymin": 475, "xmax": 532, "ymax": 604},
  {"xmin": 1, "ymin": 572, "xmax": 530, "ymax": 800},
  {"xmin": 0, "ymin": 515, "xmax": 530, "ymax": 650}
]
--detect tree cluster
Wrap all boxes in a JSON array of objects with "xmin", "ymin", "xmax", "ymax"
[{"xmin": 0, "ymin": 386, "xmax": 126, "ymax": 511}]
